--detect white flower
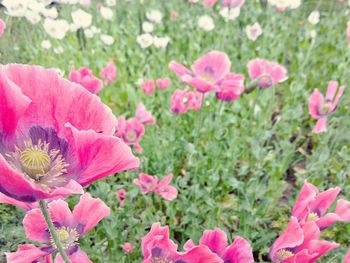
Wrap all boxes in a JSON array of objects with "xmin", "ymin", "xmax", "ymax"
[
  {"xmin": 71, "ymin": 9, "xmax": 92, "ymax": 29},
  {"xmin": 43, "ymin": 18, "xmax": 70, "ymax": 39},
  {"xmin": 106, "ymin": 0, "xmax": 117, "ymax": 6},
  {"xmin": 54, "ymin": 46, "xmax": 64, "ymax": 54},
  {"xmin": 289, "ymin": 0, "xmax": 301, "ymax": 9},
  {"xmin": 69, "ymin": 23, "xmax": 79, "ymax": 32},
  {"xmin": 308, "ymin": 10, "xmax": 320, "ymax": 25},
  {"xmin": 153, "ymin": 36, "xmax": 170, "ymax": 49},
  {"xmin": 268, "ymin": 0, "xmax": 301, "ymax": 10},
  {"xmin": 41, "ymin": 40, "xmax": 51, "ymax": 49},
  {"xmin": 27, "ymin": 0, "xmax": 45, "ymax": 14},
  {"xmin": 91, "ymin": 26, "xmax": 101, "ymax": 34},
  {"xmin": 309, "ymin": 29, "xmax": 317, "ymax": 39},
  {"xmin": 142, "ymin": 21, "xmax": 154, "ymax": 33},
  {"xmin": 42, "ymin": 7, "xmax": 58, "ymax": 19},
  {"xmin": 137, "ymin": 33, "xmax": 154, "ymax": 48},
  {"xmin": 2, "ymin": 0, "xmax": 27, "ymax": 17},
  {"xmin": 197, "ymin": 15, "xmax": 215, "ymax": 31},
  {"xmin": 245, "ymin": 22, "xmax": 262, "ymax": 41},
  {"xmin": 25, "ymin": 10, "xmax": 41, "ymax": 24},
  {"xmin": 146, "ymin": 10, "xmax": 163, "ymax": 24},
  {"xmin": 101, "ymin": 34, "xmax": 115, "ymax": 45},
  {"xmin": 100, "ymin": 7, "xmax": 113, "ymax": 20},
  {"xmin": 80, "ymin": 0, "xmax": 91, "ymax": 6},
  {"xmin": 84, "ymin": 28, "xmax": 94, "ymax": 38},
  {"xmin": 219, "ymin": 7, "xmax": 240, "ymax": 21}
]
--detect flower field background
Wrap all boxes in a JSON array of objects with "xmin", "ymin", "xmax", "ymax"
[{"xmin": 1, "ymin": 0, "xmax": 350, "ymax": 262}]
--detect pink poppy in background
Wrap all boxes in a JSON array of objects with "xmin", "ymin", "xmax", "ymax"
[
  {"xmin": 171, "ymin": 10, "xmax": 178, "ymax": 21},
  {"xmin": 185, "ymin": 228, "xmax": 254, "ymax": 262},
  {"xmin": 156, "ymin": 77, "xmax": 171, "ymax": 90},
  {"xmin": 116, "ymin": 188, "xmax": 127, "ymax": 205},
  {"xmin": 134, "ymin": 173, "xmax": 158, "ymax": 194},
  {"xmin": 292, "ymin": 180, "xmax": 350, "ymax": 230},
  {"xmin": 0, "ymin": 18, "xmax": 6, "ymax": 39},
  {"xmin": 122, "ymin": 242, "xmax": 134, "ymax": 254},
  {"xmin": 142, "ymin": 223, "xmax": 224, "ymax": 263},
  {"xmin": 222, "ymin": 0, "xmax": 245, "ymax": 8},
  {"xmin": 203, "ymin": 0, "xmax": 218, "ymax": 8},
  {"xmin": 170, "ymin": 88, "xmax": 194, "ymax": 114},
  {"xmin": 216, "ymin": 73, "xmax": 245, "ymax": 102},
  {"xmin": 188, "ymin": 90, "xmax": 203, "ymax": 111},
  {"xmin": 135, "ymin": 103, "xmax": 156, "ymax": 125},
  {"xmin": 0, "ymin": 64, "xmax": 139, "ymax": 202},
  {"xmin": 140, "ymin": 79, "xmax": 155, "ymax": 94},
  {"xmin": 169, "ymin": 51, "xmax": 232, "ymax": 93},
  {"xmin": 7, "ymin": 193, "xmax": 109, "ymax": 263},
  {"xmin": 69, "ymin": 66, "xmax": 103, "ymax": 94},
  {"xmin": 100, "ymin": 61, "xmax": 117, "ymax": 85},
  {"xmin": 116, "ymin": 117, "xmax": 145, "ymax": 153},
  {"xmin": 155, "ymin": 173, "xmax": 178, "ymax": 201},
  {"xmin": 270, "ymin": 217, "xmax": 339, "ymax": 263},
  {"xmin": 247, "ymin": 58, "xmax": 288, "ymax": 89},
  {"xmin": 308, "ymin": 81, "xmax": 345, "ymax": 133},
  {"xmin": 345, "ymin": 248, "xmax": 350, "ymax": 263},
  {"xmin": 347, "ymin": 22, "xmax": 350, "ymax": 46},
  {"xmin": 6, "ymin": 244, "xmax": 53, "ymax": 263}
]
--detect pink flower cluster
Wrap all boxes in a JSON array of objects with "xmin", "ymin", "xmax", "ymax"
[
  {"xmin": 115, "ymin": 103, "xmax": 156, "ymax": 153},
  {"xmin": 140, "ymin": 77, "xmax": 171, "ymax": 94},
  {"xmin": 134, "ymin": 173, "xmax": 178, "ymax": 201},
  {"xmin": 141, "ymin": 223, "xmax": 253, "ymax": 262},
  {"xmin": 270, "ymin": 181, "xmax": 350, "ymax": 262}
]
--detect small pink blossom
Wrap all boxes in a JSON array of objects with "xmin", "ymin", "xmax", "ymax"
[
  {"xmin": 170, "ymin": 88, "xmax": 194, "ymax": 114},
  {"xmin": 292, "ymin": 180, "xmax": 350, "ymax": 230},
  {"xmin": 155, "ymin": 173, "xmax": 178, "ymax": 201},
  {"xmin": 122, "ymin": 242, "xmax": 134, "ymax": 254},
  {"xmin": 247, "ymin": 58, "xmax": 288, "ymax": 88},
  {"xmin": 69, "ymin": 65, "xmax": 103, "ymax": 94},
  {"xmin": 135, "ymin": 103, "xmax": 156, "ymax": 125},
  {"xmin": 116, "ymin": 189, "xmax": 127, "ymax": 205},
  {"xmin": 216, "ymin": 72, "xmax": 245, "ymax": 102},
  {"xmin": 188, "ymin": 90, "xmax": 203, "ymax": 110},
  {"xmin": 270, "ymin": 217, "xmax": 339, "ymax": 263},
  {"xmin": 222, "ymin": 0, "xmax": 245, "ymax": 8},
  {"xmin": 308, "ymin": 81, "xmax": 345, "ymax": 133},
  {"xmin": 116, "ymin": 117, "xmax": 145, "ymax": 153},
  {"xmin": 134, "ymin": 173, "xmax": 159, "ymax": 194},
  {"xmin": 170, "ymin": 10, "xmax": 178, "ymax": 21},
  {"xmin": 169, "ymin": 50, "xmax": 233, "ymax": 93},
  {"xmin": 0, "ymin": 18, "xmax": 6, "ymax": 39},
  {"xmin": 156, "ymin": 77, "xmax": 171, "ymax": 89},
  {"xmin": 100, "ymin": 61, "xmax": 117, "ymax": 84},
  {"xmin": 140, "ymin": 79, "xmax": 155, "ymax": 94}
]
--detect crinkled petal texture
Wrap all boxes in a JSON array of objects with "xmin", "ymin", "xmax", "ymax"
[
  {"xmin": 216, "ymin": 73, "xmax": 245, "ymax": 101},
  {"xmin": 6, "ymin": 244, "xmax": 52, "ymax": 263},
  {"xmin": 223, "ymin": 236, "xmax": 254, "ymax": 263},
  {"xmin": 0, "ymin": 64, "xmax": 139, "ymax": 202},
  {"xmin": 199, "ymin": 228, "xmax": 228, "ymax": 257},
  {"xmin": 55, "ymin": 248, "xmax": 92, "ymax": 263}
]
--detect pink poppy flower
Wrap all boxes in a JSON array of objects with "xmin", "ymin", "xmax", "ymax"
[
  {"xmin": 247, "ymin": 58, "xmax": 288, "ymax": 89},
  {"xmin": 0, "ymin": 18, "xmax": 6, "ymax": 39},
  {"xmin": 203, "ymin": 0, "xmax": 218, "ymax": 8},
  {"xmin": 347, "ymin": 21, "xmax": 350, "ymax": 47},
  {"xmin": 185, "ymin": 228, "xmax": 254, "ymax": 262},
  {"xmin": 170, "ymin": 88, "xmax": 194, "ymax": 114},
  {"xmin": 69, "ymin": 66, "xmax": 103, "ymax": 94},
  {"xmin": 155, "ymin": 173, "xmax": 178, "ymax": 201},
  {"xmin": 222, "ymin": 0, "xmax": 245, "ymax": 8},
  {"xmin": 6, "ymin": 244, "xmax": 53, "ymax": 263},
  {"xmin": 156, "ymin": 77, "xmax": 171, "ymax": 90},
  {"xmin": 134, "ymin": 173, "xmax": 158, "ymax": 194},
  {"xmin": 0, "ymin": 192, "xmax": 38, "ymax": 211},
  {"xmin": 0, "ymin": 64, "xmax": 139, "ymax": 202},
  {"xmin": 171, "ymin": 10, "xmax": 178, "ymax": 21},
  {"xmin": 140, "ymin": 79, "xmax": 155, "ymax": 94},
  {"xmin": 135, "ymin": 103, "xmax": 156, "ymax": 125},
  {"xmin": 100, "ymin": 61, "xmax": 117, "ymax": 85},
  {"xmin": 142, "ymin": 223, "xmax": 223, "ymax": 263},
  {"xmin": 188, "ymin": 90, "xmax": 203, "ymax": 111},
  {"xmin": 292, "ymin": 180, "xmax": 350, "ymax": 230},
  {"xmin": 116, "ymin": 188, "xmax": 127, "ymax": 205},
  {"xmin": 169, "ymin": 51, "xmax": 232, "ymax": 93},
  {"xmin": 216, "ymin": 73, "xmax": 245, "ymax": 102},
  {"xmin": 122, "ymin": 242, "xmax": 134, "ymax": 254},
  {"xmin": 18, "ymin": 193, "xmax": 109, "ymax": 262},
  {"xmin": 270, "ymin": 217, "xmax": 339, "ymax": 263},
  {"xmin": 308, "ymin": 81, "xmax": 345, "ymax": 133},
  {"xmin": 116, "ymin": 117, "xmax": 145, "ymax": 153}
]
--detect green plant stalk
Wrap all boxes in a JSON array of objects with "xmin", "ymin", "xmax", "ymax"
[{"xmin": 39, "ymin": 200, "xmax": 72, "ymax": 263}]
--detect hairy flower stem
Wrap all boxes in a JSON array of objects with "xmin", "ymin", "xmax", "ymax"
[{"xmin": 39, "ymin": 200, "xmax": 72, "ymax": 263}]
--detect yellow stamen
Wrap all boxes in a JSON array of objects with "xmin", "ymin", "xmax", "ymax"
[
  {"xmin": 278, "ymin": 249, "xmax": 294, "ymax": 261},
  {"xmin": 20, "ymin": 145, "xmax": 51, "ymax": 180},
  {"xmin": 308, "ymin": 212, "xmax": 319, "ymax": 221}
]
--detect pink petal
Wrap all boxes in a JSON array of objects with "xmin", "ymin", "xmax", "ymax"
[
  {"xmin": 0, "ymin": 71, "xmax": 31, "ymax": 137},
  {"xmin": 270, "ymin": 63, "xmax": 288, "ymax": 84},
  {"xmin": 344, "ymin": 247, "xmax": 350, "ymax": 263},
  {"xmin": 216, "ymin": 72, "xmax": 245, "ymax": 101},
  {"xmin": 192, "ymin": 51, "xmax": 231, "ymax": 83},
  {"xmin": 199, "ymin": 228, "xmax": 228, "ymax": 257},
  {"xmin": 47, "ymin": 199, "xmax": 74, "ymax": 227},
  {"xmin": 247, "ymin": 59, "xmax": 265, "ymax": 80},
  {"xmin": 0, "ymin": 18, "xmax": 6, "ymax": 38},
  {"xmin": 174, "ymin": 246, "xmax": 223, "ymax": 263},
  {"xmin": 55, "ymin": 248, "xmax": 92, "ymax": 263},
  {"xmin": 183, "ymin": 239, "xmax": 196, "ymax": 251},
  {"xmin": 156, "ymin": 185, "xmax": 178, "ymax": 201},
  {"xmin": 168, "ymin": 61, "xmax": 192, "ymax": 78},
  {"xmin": 203, "ymin": 0, "xmax": 218, "ymax": 8},
  {"xmin": 326, "ymin": 81, "xmax": 339, "ymax": 101},
  {"xmin": 330, "ymin": 85, "xmax": 345, "ymax": 112},
  {"xmin": 0, "ymin": 192, "xmax": 36, "ymax": 210},
  {"xmin": 335, "ymin": 199, "xmax": 350, "ymax": 221},
  {"xmin": 269, "ymin": 217, "xmax": 304, "ymax": 262},
  {"xmin": 296, "ymin": 221, "xmax": 320, "ymax": 252},
  {"xmin": 292, "ymin": 180, "xmax": 318, "ymax": 222},
  {"xmin": 187, "ymin": 76, "xmax": 218, "ymax": 93},
  {"xmin": 23, "ymin": 208, "xmax": 50, "ymax": 243},
  {"xmin": 156, "ymin": 173, "xmax": 173, "ymax": 189},
  {"xmin": 309, "ymin": 187, "xmax": 341, "ymax": 216},
  {"xmin": 308, "ymin": 240, "xmax": 340, "ymax": 262},
  {"xmin": 72, "ymin": 193, "xmax": 110, "ymax": 235},
  {"xmin": 312, "ymin": 117, "xmax": 328, "ymax": 133},
  {"xmin": 6, "ymin": 244, "xmax": 51, "ymax": 263},
  {"xmin": 1, "ymin": 64, "xmax": 116, "ymax": 136},
  {"xmin": 135, "ymin": 103, "xmax": 156, "ymax": 125},
  {"xmin": 65, "ymin": 124, "xmax": 139, "ymax": 186},
  {"xmin": 223, "ymin": 236, "xmax": 254, "ymax": 263},
  {"xmin": 308, "ymin": 89, "xmax": 324, "ymax": 119},
  {"xmin": 317, "ymin": 213, "xmax": 340, "ymax": 230}
]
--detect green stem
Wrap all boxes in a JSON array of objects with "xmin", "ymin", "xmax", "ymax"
[{"xmin": 39, "ymin": 200, "xmax": 72, "ymax": 263}]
